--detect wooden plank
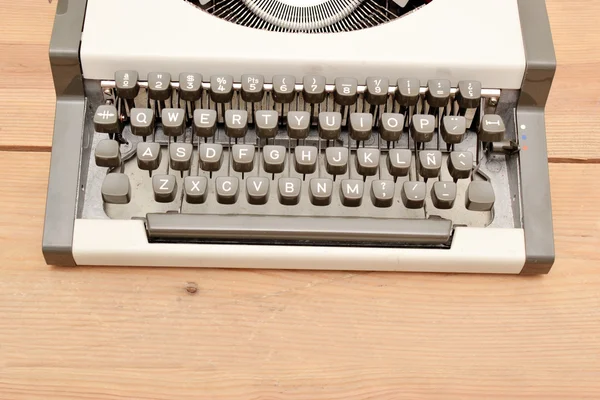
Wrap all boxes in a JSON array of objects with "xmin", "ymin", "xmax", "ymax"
[{"xmin": 0, "ymin": 152, "xmax": 599, "ymax": 399}]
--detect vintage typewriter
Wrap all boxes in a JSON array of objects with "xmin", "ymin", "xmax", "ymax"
[{"xmin": 43, "ymin": 0, "xmax": 556, "ymax": 274}]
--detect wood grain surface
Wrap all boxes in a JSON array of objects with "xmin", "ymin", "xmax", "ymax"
[{"xmin": 1, "ymin": 1, "xmax": 600, "ymax": 399}]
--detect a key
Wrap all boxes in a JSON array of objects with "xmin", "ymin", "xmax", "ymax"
[
  {"xmin": 169, "ymin": 143, "xmax": 193, "ymax": 171},
  {"xmin": 387, "ymin": 149, "xmax": 411, "ymax": 177},
  {"xmin": 101, "ymin": 173, "xmax": 131, "ymax": 204},
  {"xmin": 356, "ymin": 148, "xmax": 380, "ymax": 176},
  {"xmin": 380, "ymin": 113, "xmax": 405, "ymax": 142},
  {"xmin": 272, "ymin": 75, "xmax": 296, "ymax": 103},
  {"xmin": 448, "ymin": 151, "xmax": 473, "ymax": 181},
  {"xmin": 419, "ymin": 151, "xmax": 442, "ymax": 178},
  {"xmin": 224, "ymin": 110, "xmax": 248, "ymax": 138},
  {"xmin": 395, "ymin": 78, "xmax": 420, "ymax": 107},
  {"xmin": 147, "ymin": 72, "xmax": 172, "ymax": 101},
  {"xmin": 94, "ymin": 105, "xmax": 122, "ymax": 134},
  {"xmin": 401, "ymin": 181, "xmax": 426, "ymax": 209},
  {"xmin": 199, "ymin": 143, "xmax": 223, "ymax": 171},
  {"xmin": 241, "ymin": 74, "xmax": 265, "ymax": 102},
  {"xmin": 115, "ymin": 70, "xmax": 139, "ymax": 100},
  {"xmin": 255, "ymin": 110, "xmax": 279, "ymax": 138},
  {"xmin": 178, "ymin": 73, "xmax": 203, "ymax": 102},
  {"xmin": 334, "ymin": 77, "xmax": 358, "ymax": 106},
  {"xmin": 466, "ymin": 181, "xmax": 495, "ymax": 211},
  {"xmin": 340, "ymin": 179, "xmax": 364, "ymax": 207},
  {"xmin": 318, "ymin": 112, "xmax": 342, "ymax": 140},
  {"xmin": 456, "ymin": 80, "xmax": 482, "ymax": 109},
  {"xmin": 246, "ymin": 177, "xmax": 270, "ymax": 205},
  {"xmin": 410, "ymin": 114, "xmax": 436, "ymax": 143},
  {"xmin": 365, "ymin": 77, "xmax": 389, "ymax": 105},
  {"xmin": 263, "ymin": 145, "xmax": 286, "ymax": 173},
  {"xmin": 232, "ymin": 144, "xmax": 255, "ymax": 173},
  {"xmin": 152, "ymin": 174, "xmax": 177, "ymax": 203},
  {"xmin": 287, "ymin": 111, "xmax": 311, "ymax": 139},
  {"xmin": 426, "ymin": 79, "xmax": 451, "ymax": 109},
  {"xmin": 349, "ymin": 113, "xmax": 373, "ymax": 141},
  {"xmin": 130, "ymin": 108, "xmax": 155, "ymax": 137},
  {"xmin": 325, "ymin": 147, "xmax": 348, "ymax": 175},
  {"xmin": 95, "ymin": 139, "xmax": 121, "ymax": 168},
  {"xmin": 371, "ymin": 180, "xmax": 395, "ymax": 208},
  {"xmin": 441, "ymin": 116, "xmax": 467, "ymax": 144},
  {"xmin": 161, "ymin": 108, "xmax": 185, "ymax": 137},
  {"xmin": 193, "ymin": 109, "xmax": 217, "ymax": 138},
  {"xmin": 431, "ymin": 181, "xmax": 457, "ymax": 209},
  {"xmin": 294, "ymin": 146, "xmax": 318, "ymax": 174},
  {"xmin": 216, "ymin": 176, "xmax": 239, "ymax": 204},
  {"xmin": 309, "ymin": 178, "xmax": 333, "ymax": 206},
  {"xmin": 479, "ymin": 114, "xmax": 506, "ymax": 142},
  {"xmin": 184, "ymin": 176, "xmax": 208, "ymax": 204},
  {"xmin": 210, "ymin": 75, "xmax": 234, "ymax": 103},
  {"xmin": 278, "ymin": 178, "xmax": 301, "ymax": 205},
  {"xmin": 302, "ymin": 75, "xmax": 326, "ymax": 104},
  {"xmin": 137, "ymin": 142, "xmax": 161, "ymax": 171}
]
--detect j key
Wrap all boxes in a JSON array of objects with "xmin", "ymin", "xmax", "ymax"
[
  {"xmin": 178, "ymin": 73, "xmax": 203, "ymax": 102},
  {"xmin": 325, "ymin": 147, "xmax": 348, "ymax": 175},
  {"xmin": 241, "ymin": 74, "xmax": 264, "ymax": 103},
  {"xmin": 309, "ymin": 178, "xmax": 333, "ymax": 206},
  {"xmin": 349, "ymin": 113, "xmax": 373, "ymax": 141},
  {"xmin": 161, "ymin": 108, "xmax": 185, "ymax": 137},
  {"xmin": 431, "ymin": 182, "xmax": 457, "ymax": 209},
  {"xmin": 272, "ymin": 75, "xmax": 296, "ymax": 103},
  {"xmin": 456, "ymin": 80, "xmax": 482, "ymax": 109},
  {"xmin": 287, "ymin": 111, "xmax": 311, "ymax": 139},
  {"xmin": 340, "ymin": 180, "xmax": 364, "ymax": 207},
  {"xmin": 419, "ymin": 151, "xmax": 442, "ymax": 178},
  {"xmin": 441, "ymin": 116, "xmax": 467, "ymax": 144},
  {"xmin": 426, "ymin": 79, "xmax": 451, "ymax": 109},
  {"xmin": 147, "ymin": 72, "xmax": 172, "ymax": 101},
  {"xmin": 210, "ymin": 75, "xmax": 234, "ymax": 103},
  {"xmin": 95, "ymin": 139, "xmax": 121, "ymax": 168},
  {"xmin": 101, "ymin": 173, "xmax": 131, "ymax": 204},
  {"xmin": 232, "ymin": 144, "xmax": 255, "ymax": 173},
  {"xmin": 371, "ymin": 180, "xmax": 395, "ymax": 208},
  {"xmin": 302, "ymin": 75, "xmax": 327, "ymax": 104},
  {"xmin": 193, "ymin": 109, "xmax": 217, "ymax": 137},
  {"xmin": 278, "ymin": 178, "xmax": 302, "ymax": 205},
  {"xmin": 318, "ymin": 112, "xmax": 342, "ymax": 140},
  {"xmin": 401, "ymin": 181, "xmax": 427, "ymax": 209},
  {"xmin": 224, "ymin": 110, "xmax": 248, "ymax": 138},
  {"xmin": 387, "ymin": 149, "xmax": 411, "ymax": 177},
  {"xmin": 380, "ymin": 113, "xmax": 405, "ymax": 142},
  {"xmin": 410, "ymin": 114, "xmax": 436, "ymax": 143},
  {"xmin": 94, "ymin": 105, "xmax": 122, "ymax": 134},
  {"xmin": 466, "ymin": 181, "xmax": 495, "ymax": 211},
  {"xmin": 255, "ymin": 110, "xmax": 279, "ymax": 138},
  {"xmin": 115, "ymin": 70, "xmax": 139, "ymax": 100},
  {"xmin": 356, "ymin": 149, "xmax": 380, "ymax": 176},
  {"xmin": 263, "ymin": 145, "xmax": 286, "ymax": 173},
  {"xmin": 448, "ymin": 151, "xmax": 473, "ymax": 181},
  {"xmin": 395, "ymin": 78, "xmax": 420, "ymax": 107},
  {"xmin": 184, "ymin": 176, "xmax": 208, "ymax": 204},
  {"xmin": 152, "ymin": 174, "xmax": 177, "ymax": 203},
  {"xmin": 130, "ymin": 108, "xmax": 155, "ymax": 137},
  {"xmin": 199, "ymin": 143, "xmax": 223, "ymax": 171},
  {"xmin": 246, "ymin": 177, "xmax": 270, "ymax": 205},
  {"xmin": 334, "ymin": 77, "xmax": 358, "ymax": 106},
  {"xmin": 169, "ymin": 143, "xmax": 193, "ymax": 171},
  {"xmin": 137, "ymin": 142, "xmax": 161, "ymax": 171},
  {"xmin": 294, "ymin": 146, "xmax": 318, "ymax": 174},
  {"xmin": 365, "ymin": 77, "xmax": 389, "ymax": 105},
  {"xmin": 216, "ymin": 177, "xmax": 239, "ymax": 204},
  {"xmin": 479, "ymin": 115, "xmax": 506, "ymax": 142}
]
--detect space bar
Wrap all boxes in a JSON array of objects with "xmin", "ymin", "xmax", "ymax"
[{"xmin": 145, "ymin": 214, "xmax": 453, "ymax": 245}]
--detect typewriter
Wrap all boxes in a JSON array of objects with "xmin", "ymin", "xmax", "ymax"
[{"xmin": 43, "ymin": 0, "xmax": 556, "ymax": 274}]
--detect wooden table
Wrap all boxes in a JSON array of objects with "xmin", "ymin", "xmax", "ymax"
[{"xmin": 1, "ymin": 2, "xmax": 599, "ymax": 399}]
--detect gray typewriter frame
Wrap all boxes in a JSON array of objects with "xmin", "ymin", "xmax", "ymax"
[{"xmin": 42, "ymin": 0, "xmax": 556, "ymax": 274}]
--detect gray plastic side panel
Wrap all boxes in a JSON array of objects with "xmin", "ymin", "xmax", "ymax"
[{"xmin": 517, "ymin": 0, "xmax": 556, "ymax": 274}]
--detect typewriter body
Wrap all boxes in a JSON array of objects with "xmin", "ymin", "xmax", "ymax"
[{"xmin": 43, "ymin": 0, "xmax": 556, "ymax": 273}]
